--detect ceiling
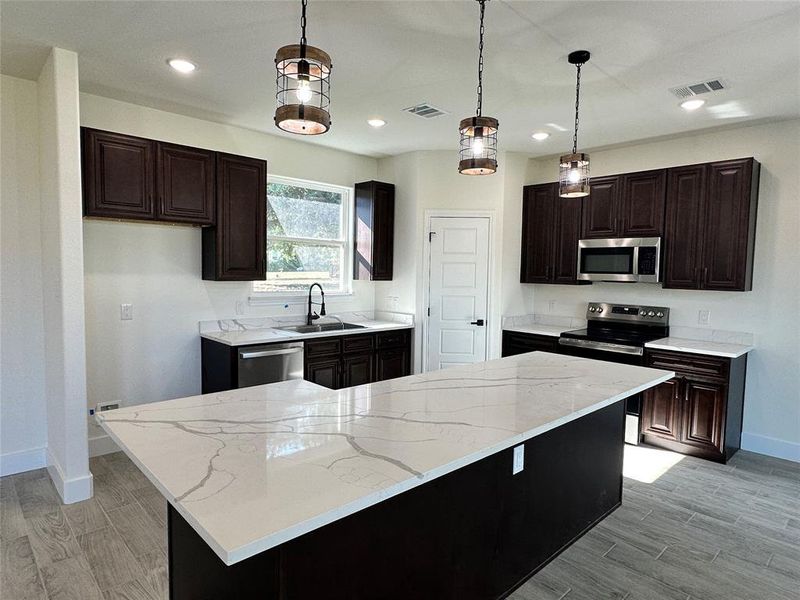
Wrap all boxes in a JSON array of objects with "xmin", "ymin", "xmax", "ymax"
[{"xmin": 2, "ymin": 1, "xmax": 799, "ymax": 158}]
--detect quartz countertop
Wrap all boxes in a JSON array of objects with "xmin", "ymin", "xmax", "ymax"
[
  {"xmin": 96, "ymin": 354, "xmax": 673, "ymax": 566},
  {"xmin": 201, "ymin": 319, "xmax": 413, "ymax": 346},
  {"xmin": 503, "ymin": 324, "xmax": 572, "ymax": 338},
  {"xmin": 645, "ymin": 337, "xmax": 754, "ymax": 358}
]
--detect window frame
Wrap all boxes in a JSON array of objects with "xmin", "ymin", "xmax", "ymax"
[{"xmin": 250, "ymin": 175, "xmax": 354, "ymax": 303}]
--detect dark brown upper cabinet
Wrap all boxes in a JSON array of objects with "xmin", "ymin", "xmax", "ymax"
[
  {"xmin": 353, "ymin": 181, "xmax": 395, "ymax": 281},
  {"xmin": 663, "ymin": 158, "xmax": 759, "ymax": 291},
  {"xmin": 156, "ymin": 142, "xmax": 215, "ymax": 225},
  {"xmin": 202, "ymin": 153, "xmax": 267, "ymax": 281},
  {"xmin": 520, "ymin": 183, "xmax": 585, "ymax": 285},
  {"xmin": 82, "ymin": 128, "xmax": 155, "ymax": 220},
  {"xmin": 581, "ymin": 170, "xmax": 666, "ymax": 239}
]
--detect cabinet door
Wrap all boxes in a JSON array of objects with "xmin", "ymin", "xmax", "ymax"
[
  {"xmin": 551, "ymin": 197, "xmax": 583, "ymax": 284},
  {"xmin": 501, "ymin": 332, "xmax": 557, "ymax": 357},
  {"xmin": 372, "ymin": 183, "xmax": 395, "ymax": 281},
  {"xmin": 203, "ymin": 153, "xmax": 266, "ymax": 281},
  {"xmin": 354, "ymin": 181, "xmax": 394, "ymax": 281},
  {"xmin": 701, "ymin": 159, "xmax": 756, "ymax": 291},
  {"xmin": 620, "ymin": 170, "xmax": 666, "ymax": 237},
  {"xmin": 681, "ymin": 379, "xmax": 726, "ymax": 456},
  {"xmin": 157, "ymin": 143, "xmax": 215, "ymax": 224},
  {"xmin": 82, "ymin": 128, "xmax": 154, "ymax": 219},
  {"xmin": 663, "ymin": 165, "xmax": 705, "ymax": 289},
  {"xmin": 342, "ymin": 353, "xmax": 374, "ymax": 388},
  {"xmin": 375, "ymin": 348, "xmax": 410, "ymax": 382},
  {"xmin": 581, "ymin": 176, "xmax": 620, "ymax": 239},
  {"xmin": 641, "ymin": 378, "xmax": 682, "ymax": 442},
  {"xmin": 305, "ymin": 358, "xmax": 340, "ymax": 390},
  {"xmin": 520, "ymin": 184, "xmax": 554, "ymax": 283}
]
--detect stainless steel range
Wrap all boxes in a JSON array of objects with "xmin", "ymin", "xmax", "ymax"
[{"xmin": 558, "ymin": 302, "xmax": 670, "ymax": 444}]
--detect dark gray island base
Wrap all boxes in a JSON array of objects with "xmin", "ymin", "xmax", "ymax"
[{"xmin": 168, "ymin": 401, "xmax": 625, "ymax": 600}]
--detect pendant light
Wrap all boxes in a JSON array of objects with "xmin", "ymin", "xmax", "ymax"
[
  {"xmin": 559, "ymin": 50, "xmax": 591, "ymax": 197},
  {"xmin": 459, "ymin": 0, "xmax": 498, "ymax": 175},
  {"xmin": 274, "ymin": 0, "xmax": 332, "ymax": 135}
]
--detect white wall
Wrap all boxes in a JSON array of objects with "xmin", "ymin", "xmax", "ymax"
[
  {"xmin": 376, "ymin": 150, "xmax": 530, "ymax": 371},
  {"xmin": 0, "ymin": 75, "xmax": 47, "ymax": 476},
  {"xmin": 37, "ymin": 49, "xmax": 93, "ymax": 501},
  {"xmin": 80, "ymin": 95, "xmax": 379, "ymax": 431},
  {"xmin": 525, "ymin": 120, "xmax": 800, "ymax": 461}
]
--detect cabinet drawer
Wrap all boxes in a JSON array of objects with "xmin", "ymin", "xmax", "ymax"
[
  {"xmin": 502, "ymin": 332, "xmax": 558, "ymax": 357},
  {"xmin": 342, "ymin": 334, "xmax": 374, "ymax": 354},
  {"xmin": 376, "ymin": 329, "xmax": 410, "ymax": 349},
  {"xmin": 305, "ymin": 337, "xmax": 341, "ymax": 358},
  {"xmin": 645, "ymin": 350, "xmax": 728, "ymax": 380}
]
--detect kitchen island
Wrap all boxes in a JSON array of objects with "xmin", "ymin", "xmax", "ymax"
[{"xmin": 97, "ymin": 352, "xmax": 673, "ymax": 599}]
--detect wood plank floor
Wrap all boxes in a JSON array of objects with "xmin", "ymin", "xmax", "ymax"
[{"xmin": 1, "ymin": 448, "xmax": 798, "ymax": 599}]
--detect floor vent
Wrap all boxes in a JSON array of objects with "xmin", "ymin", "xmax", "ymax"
[
  {"xmin": 402, "ymin": 103, "xmax": 448, "ymax": 119},
  {"xmin": 670, "ymin": 79, "xmax": 726, "ymax": 99}
]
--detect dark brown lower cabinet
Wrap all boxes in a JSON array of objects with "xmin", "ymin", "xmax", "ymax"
[
  {"xmin": 305, "ymin": 358, "xmax": 341, "ymax": 390},
  {"xmin": 304, "ymin": 329, "xmax": 412, "ymax": 390},
  {"xmin": 375, "ymin": 348, "xmax": 409, "ymax": 382},
  {"xmin": 641, "ymin": 349, "xmax": 746, "ymax": 462},
  {"xmin": 341, "ymin": 353, "xmax": 374, "ymax": 387},
  {"xmin": 501, "ymin": 331, "xmax": 558, "ymax": 357}
]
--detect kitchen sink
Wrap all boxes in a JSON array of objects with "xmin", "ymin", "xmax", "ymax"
[{"xmin": 277, "ymin": 322, "xmax": 366, "ymax": 334}]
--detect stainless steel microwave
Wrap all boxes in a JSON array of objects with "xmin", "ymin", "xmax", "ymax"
[{"xmin": 577, "ymin": 237, "xmax": 661, "ymax": 283}]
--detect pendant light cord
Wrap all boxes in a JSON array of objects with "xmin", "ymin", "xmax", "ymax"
[
  {"xmin": 300, "ymin": 0, "xmax": 308, "ymax": 47},
  {"xmin": 572, "ymin": 62, "xmax": 583, "ymax": 154},
  {"xmin": 476, "ymin": 0, "xmax": 486, "ymax": 116}
]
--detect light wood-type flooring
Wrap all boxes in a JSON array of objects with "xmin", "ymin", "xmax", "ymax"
[{"xmin": 1, "ymin": 447, "xmax": 798, "ymax": 599}]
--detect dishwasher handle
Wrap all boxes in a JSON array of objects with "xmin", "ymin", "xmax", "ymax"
[{"xmin": 239, "ymin": 347, "xmax": 303, "ymax": 360}]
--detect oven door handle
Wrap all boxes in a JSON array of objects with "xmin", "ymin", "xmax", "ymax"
[
  {"xmin": 558, "ymin": 337, "xmax": 644, "ymax": 356},
  {"xmin": 239, "ymin": 347, "xmax": 303, "ymax": 360}
]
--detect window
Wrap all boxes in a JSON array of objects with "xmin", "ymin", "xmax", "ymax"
[{"xmin": 252, "ymin": 176, "xmax": 352, "ymax": 295}]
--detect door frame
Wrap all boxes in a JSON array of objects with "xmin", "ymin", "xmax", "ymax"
[{"xmin": 421, "ymin": 210, "xmax": 497, "ymax": 373}]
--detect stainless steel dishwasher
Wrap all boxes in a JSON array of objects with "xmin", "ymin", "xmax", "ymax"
[{"xmin": 236, "ymin": 342, "xmax": 304, "ymax": 388}]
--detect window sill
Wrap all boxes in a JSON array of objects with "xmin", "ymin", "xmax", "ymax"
[{"xmin": 248, "ymin": 291, "xmax": 354, "ymax": 306}]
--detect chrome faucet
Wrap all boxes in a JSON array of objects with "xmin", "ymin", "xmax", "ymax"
[{"xmin": 306, "ymin": 283, "xmax": 326, "ymax": 325}]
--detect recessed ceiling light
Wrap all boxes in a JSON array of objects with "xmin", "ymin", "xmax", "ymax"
[
  {"xmin": 167, "ymin": 59, "xmax": 196, "ymax": 74},
  {"xmin": 680, "ymin": 98, "xmax": 705, "ymax": 111},
  {"xmin": 367, "ymin": 118, "xmax": 386, "ymax": 128},
  {"xmin": 531, "ymin": 132, "xmax": 550, "ymax": 141}
]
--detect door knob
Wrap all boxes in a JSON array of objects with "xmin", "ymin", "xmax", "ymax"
[{"xmin": 470, "ymin": 319, "xmax": 485, "ymax": 326}]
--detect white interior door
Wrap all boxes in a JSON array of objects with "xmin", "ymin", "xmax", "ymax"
[{"xmin": 426, "ymin": 216, "xmax": 490, "ymax": 370}]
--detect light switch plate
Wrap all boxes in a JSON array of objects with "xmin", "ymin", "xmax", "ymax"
[
  {"xmin": 698, "ymin": 309, "xmax": 711, "ymax": 326},
  {"xmin": 120, "ymin": 303, "xmax": 133, "ymax": 321},
  {"xmin": 513, "ymin": 444, "xmax": 525, "ymax": 475}
]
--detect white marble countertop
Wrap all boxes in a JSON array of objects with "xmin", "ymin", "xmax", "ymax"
[
  {"xmin": 645, "ymin": 337, "xmax": 754, "ymax": 358},
  {"xmin": 201, "ymin": 319, "xmax": 413, "ymax": 347},
  {"xmin": 97, "ymin": 354, "xmax": 673, "ymax": 566},
  {"xmin": 503, "ymin": 324, "xmax": 572, "ymax": 338}
]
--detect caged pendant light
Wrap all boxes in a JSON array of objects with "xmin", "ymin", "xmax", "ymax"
[
  {"xmin": 458, "ymin": 0, "xmax": 498, "ymax": 175},
  {"xmin": 274, "ymin": 0, "xmax": 332, "ymax": 135},
  {"xmin": 559, "ymin": 50, "xmax": 591, "ymax": 197}
]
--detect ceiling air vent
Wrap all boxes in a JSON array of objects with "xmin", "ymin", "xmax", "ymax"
[
  {"xmin": 670, "ymin": 79, "xmax": 726, "ymax": 99},
  {"xmin": 402, "ymin": 103, "xmax": 448, "ymax": 119}
]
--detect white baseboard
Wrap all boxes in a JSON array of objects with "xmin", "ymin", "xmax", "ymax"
[
  {"xmin": 46, "ymin": 449, "xmax": 93, "ymax": 504},
  {"xmin": 741, "ymin": 432, "xmax": 800, "ymax": 463},
  {"xmin": 0, "ymin": 447, "xmax": 47, "ymax": 476},
  {"xmin": 89, "ymin": 433, "xmax": 120, "ymax": 457}
]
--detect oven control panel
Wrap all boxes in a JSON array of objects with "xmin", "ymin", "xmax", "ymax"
[{"xmin": 586, "ymin": 303, "xmax": 669, "ymax": 323}]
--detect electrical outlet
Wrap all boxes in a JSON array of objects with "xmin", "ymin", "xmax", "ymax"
[
  {"xmin": 120, "ymin": 303, "xmax": 133, "ymax": 321},
  {"xmin": 548, "ymin": 301, "xmax": 556, "ymax": 313},
  {"xmin": 513, "ymin": 444, "xmax": 525, "ymax": 475},
  {"xmin": 698, "ymin": 309, "xmax": 711, "ymax": 326},
  {"xmin": 235, "ymin": 300, "xmax": 246, "ymax": 315}
]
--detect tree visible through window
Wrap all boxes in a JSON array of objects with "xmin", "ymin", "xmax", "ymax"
[{"xmin": 253, "ymin": 177, "xmax": 351, "ymax": 294}]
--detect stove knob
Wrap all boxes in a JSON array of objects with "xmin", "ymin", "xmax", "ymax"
[
  {"xmin": 647, "ymin": 310, "xmax": 656, "ymax": 317},
  {"xmin": 656, "ymin": 311, "xmax": 664, "ymax": 318},
  {"xmin": 639, "ymin": 310, "xmax": 647, "ymax": 316},
  {"xmin": 588, "ymin": 306, "xmax": 595, "ymax": 313},
  {"xmin": 596, "ymin": 307, "xmax": 603, "ymax": 313}
]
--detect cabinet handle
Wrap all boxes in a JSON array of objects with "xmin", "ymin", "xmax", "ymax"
[{"xmin": 703, "ymin": 267, "xmax": 708, "ymax": 285}]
